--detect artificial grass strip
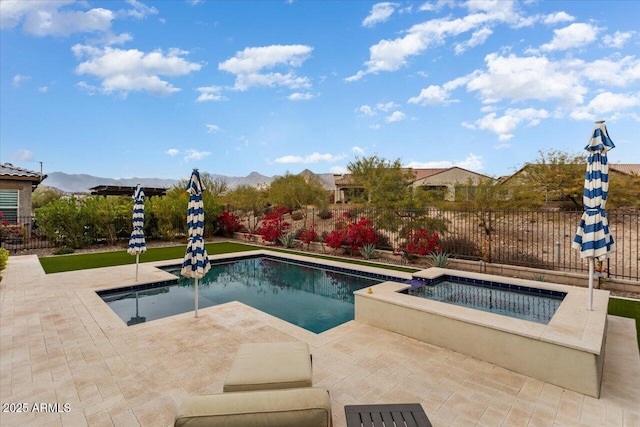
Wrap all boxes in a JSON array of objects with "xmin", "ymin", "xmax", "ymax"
[
  {"xmin": 39, "ymin": 242, "xmax": 257, "ymax": 274},
  {"xmin": 608, "ymin": 297, "xmax": 640, "ymax": 349}
]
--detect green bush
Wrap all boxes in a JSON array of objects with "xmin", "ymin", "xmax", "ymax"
[
  {"xmin": 53, "ymin": 246, "xmax": 75, "ymax": 255},
  {"xmin": 35, "ymin": 197, "xmax": 92, "ymax": 249},
  {"xmin": 0, "ymin": 248, "xmax": 9, "ymax": 271},
  {"xmin": 291, "ymin": 211, "xmax": 304, "ymax": 221}
]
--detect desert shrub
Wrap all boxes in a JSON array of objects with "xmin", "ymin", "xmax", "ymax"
[
  {"xmin": 373, "ymin": 230, "xmax": 392, "ymax": 250},
  {"xmin": 299, "ymin": 226, "xmax": 318, "ymax": 248},
  {"xmin": 317, "ymin": 208, "xmax": 333, "ymax": 220},
  {"xmin": 216, "ymin": 210, "xmax": 244, "ymax": 236},
  {"xmin": 256, "ymin": 206, "xmax": 291, "ymax": 243},
  {"xmin": 291, "ymin": 210, "xmax": 304, "ymax": 221},
  {"xmin": 0, "ymin": 248, "xmax": 8, "ymax": 271},
  {"xmin": 324, "ymin": 229, "xmax": 346, "ymax": 250},
  {"xmin": 403, "ymin": 228, "xmax": 440, "ymax": 256},
  {"xmin": 360, "ymin": 243, "xmax": 376, "ymax": 260},
  {"xmin": 278, "ymin": 232, "xmax": 295, "ymax": 248},
  {"xmin": 345, "ymin": 218, "xmax": 378, "ymax": 250},
  {"xmin": 439, "ymin": 236, "xmax": 481, "ymax": 259}
]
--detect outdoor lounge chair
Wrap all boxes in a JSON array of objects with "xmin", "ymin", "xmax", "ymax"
[{"xmin": 175, "ymin": 342, "xmax": 332, "ymax": 427}]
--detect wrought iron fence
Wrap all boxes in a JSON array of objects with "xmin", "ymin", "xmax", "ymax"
[{"xmin": 2, "ymin": 208, "xmax": 638, "ymax": 281}]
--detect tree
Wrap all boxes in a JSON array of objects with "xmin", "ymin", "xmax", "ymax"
[
  {"xmin": 223, "ymin": 185, "xmax": 267, "ymax": 233},
  {"xmin": 347, "ymin": 155, "xmax": 413, "ymax": 206},
  {"xmin": 516, "ymin": 149, "xmax": 585, "ymax": 208},
  {"xmin": 267, "ymin": 172, "xmax": 328, "ymax": 209},
  {"xmin": 32, "ymin": 186, "xmax": 64, "ymax": 209}
]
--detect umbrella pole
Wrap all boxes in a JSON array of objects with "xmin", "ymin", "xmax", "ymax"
[
  {"xmin": 588, "ymin": 258, "xmax": 594, "ymax": 311},
  {"xmin": 135, "ymin": 254, "xmax": 139, "ymax": 281},
  {"xmin": 195, "ymin": 277, "xmax": 199, "ymax": 318}
]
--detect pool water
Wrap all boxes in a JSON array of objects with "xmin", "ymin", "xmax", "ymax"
[
  {"xmin": 99, "ymin": 256, "xmax": 386, "ymax": 333},
  {"xmin": 408, "ymin": 278, "xmax": 564, "ymax": 324}
]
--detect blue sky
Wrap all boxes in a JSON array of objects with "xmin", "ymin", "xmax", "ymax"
[{"xmin": 1, "ymin": 0, "xmax": 639, "ymax": 181}]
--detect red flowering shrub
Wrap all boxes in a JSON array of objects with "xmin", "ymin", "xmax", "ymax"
[
  {"xmin": 345, "ymin": 218, "xmax": 377, "ymax": 250},
  {"xmin": 299, "ymin": 226, "xmax": 318, "ymax": 248},
  {"xmin": 324, "ymin": 216, "xmax": 378, "ymax": 251},
  {"xmin": 324, "ymin": 229, "xmax": 346, "ymax": 249},
  {"xmin": 256, "ymin": 206, "xmax": 291, "ymax": 243},
  {"xmin": 403, "ymin": 228, "xmax": 441, "ymax": 256},
  {"xmin": 216, "ymin": 210, "xmax": 244, "ymax": 236}
]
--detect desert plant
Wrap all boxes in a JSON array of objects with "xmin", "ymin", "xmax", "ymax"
[
  {"xmin": 256, "ymin": 206, "xmax": 291, "ymax": 243},
  {"xmin": 403, "ymin": 227, "xmax": 441, "ymax": 256},
  {"xmin": 0, "ymin": 248, "xmax": 9, "ymax": 271},
  {"xmin": 439, "ymin": 236, "xmax": 480, "ymax": 259},
  {"xmin": 360, "ymin": 243, "xmax": 377, "ymax": 260},
  {"xmin": 291, "ymin": 210, "xmax": 304, "ymax": 221},
  {"xmin": 216, "ymin": 210, "xmax": 244, "ymax": 236},
  {"xmin": 278, "ymin": 232, "xmax": 295, "ymax": 248},
  {"xmin": 317, "ymin": 208, "xmax": 333, "ymax": 220},
  {"xmin": 299, "ymin": 226, "xmax": 318, "ymax": 250},
  {"xmin": 53, "ymin": 246, "xmax": 75, "ymax": 255},
  {"xmin": 428, "ymin": 251, "xmax": 450, "ymax": 268}
]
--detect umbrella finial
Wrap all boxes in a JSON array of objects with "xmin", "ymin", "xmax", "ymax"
[{"xmin": 595, "ymin": 120, "xmax": 605, "ymax": 124}]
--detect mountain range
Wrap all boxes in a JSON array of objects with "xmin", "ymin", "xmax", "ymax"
[{"xmin": 42, "ymin": 169, "xmax": 335, "ymax": 194}]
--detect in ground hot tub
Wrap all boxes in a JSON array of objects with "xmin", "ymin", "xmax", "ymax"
[{"xmin": 355, "ymin": 267, "xmax": 609, "ymax": 398}]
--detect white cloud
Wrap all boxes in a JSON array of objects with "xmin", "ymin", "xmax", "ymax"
[
  {"xmin": 385, "ymin": 111, "xmax": 406, "ymax": 122},
  {"xmin": 362, "ymin": 2, "xmax": 398, "ymax": 28},
  {"xmin": 352, "ymin": 146, "xmax": 365, "ymax": 155},
  {"xmin": 376, "ymin": 101, "xmax": 398, "ymax": 112},
  {"xmin": 12, "ymin": 74, "xmax": 30, "ymax": 87},
  {"xmin": 0, "ymin": 1, "xmax": 114, "ymax": 36},
  {"xmin": 454, "ymin": 27, "xmax": 492, "ymax": 55},
  {"xmin": 275, "ymin": 152, "xmax": 346, "ymax": 164},
  {"xmin": 288, "ymin": 92, "xmax": 314, "ymax": 101},
  {"xmin": 0, "ymin": 0, "xmax": 157, "ymax": 37},
  {"xmin": 466, "ymin": 53, "xmax": 587, "ymax": 107},
  {"xmin": 539, "ymin": 23, "xmax": 600, "ymax": 52},
  {"xmin": 356, "ymin": 105, "xmax": 376, "ymax": 116},
  {"xmin": 165, "ymin": 149, "xmax": 179, "ymax": 156},
  {"xmin": 119, "ymin": 0, "xmax": 158, "ymax": 20},
  {"xmin": 219, "ymin": 45, "xmax": 313, "ymax": 91},
  {"xmin": 469, "ymin": 108, "xmax": 550, "ymax": 140},
  {"xmin": 12, "ymin": 149, "xmax": 35, "ymax": 162},
  {"xmin": 38, "ymin": 86, "xmax": 48, "ymax": 93},
  {"xmin": 196, "ymin": 85, "xmax": 226, "ymax": 102},
  {"xmin": 580, "ymin": 56, "xmax": 640, "ymax": 87},
  {"xmin": 570, "ymin": 91, "xmax": 640, "ymax": 121},
  {"xmin": 184, "ymin": 149, "xmax": 211, "ymax": 161},
  {"xmin": 408, "ymin": 84, "xmax": 450, "ymax": 105},
  {"xmin": 602, "ymin": 31, "xmax": 635, "ymax": 49},
  {"xmin": 347, "ymin": 2, "xmax": 523, "ymax": 80},
  {"xmin": 405, "ymin": 153, "xmax": 484, "ymax": 171},
  {"xmin": 73, "ymin": 45, "xmax": 201, "ymax": 96},
  {"xmin": 543, "ymin": 11, "xmax": 575, "ymax": 25},
  {"xmin": 205, "ymin": 124, "xmax": 220, "ymax": 133}
]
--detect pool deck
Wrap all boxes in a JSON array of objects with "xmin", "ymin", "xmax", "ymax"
[{"xmin": 1, "ymin": 252, "xmax": 639, "ymax": 426}]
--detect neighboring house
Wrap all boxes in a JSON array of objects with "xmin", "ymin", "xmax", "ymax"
[
  {"xmin": 333, "ymin": 167, "xmax": 494, "ymax": 203},
  {"xmin": 0, "ymin": 163, "xmax": 47, "ymax": 222}
]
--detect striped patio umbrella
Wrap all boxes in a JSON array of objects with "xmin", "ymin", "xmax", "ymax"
[
  {"xmin": 181, "ymin": 169, "xmax": 211, "ymax": 318},
  {"xmin": 127, "ymin": 184, "xmax": 146, "ymax": 281},
  {"xmin": 572, "ymin": 120, "xmax": 615, "ymax": 311}
]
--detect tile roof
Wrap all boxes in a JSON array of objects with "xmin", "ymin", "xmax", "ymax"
[
  {"xmin": 610, "ymin": 164, "xmax": 640, "ymax": 176},
  {"xmin": 0, "ymin": 163, "xmax": 47, "ymax": 182}
]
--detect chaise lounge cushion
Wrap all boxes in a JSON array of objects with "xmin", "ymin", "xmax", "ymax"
[
  {"xmin": 223, "ymin": 342, "xmax": 312, "ymax": 392},
  {"xmin": 174, "ymin": 387, "xmax": 332, "ymax": 427}
]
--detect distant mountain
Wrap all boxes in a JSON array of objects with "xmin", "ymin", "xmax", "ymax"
[{"xmin": 42, "ymin": 170, "xmax": 335, "ymax": 194}]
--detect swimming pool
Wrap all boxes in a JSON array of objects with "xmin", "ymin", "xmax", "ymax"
[
  {"xmin": 406, "ymin": 275, "xmax": 565, "ymax": 324},
  {"xmin": 98, "ymin": 255, "xmax": 398, "ymax": 333}
]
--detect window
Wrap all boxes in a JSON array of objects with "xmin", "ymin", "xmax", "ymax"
[{"xmin": 0, "ymin": 189, "xmax": 19, "ymax": 223}]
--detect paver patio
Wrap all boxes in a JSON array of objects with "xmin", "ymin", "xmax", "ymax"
[{"xmin": 1, "ymin": 254, "xmax": 639, "ymax": 426}]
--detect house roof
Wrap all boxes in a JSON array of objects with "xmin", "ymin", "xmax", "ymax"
[
  {"xmin": 334, "ymin": 167, "xmax": 492, "ymax": 186},
  {"xmin": 0, "ymin": 163, "xmax": 47, "ymax": 184},
  {"xmin": 89, "ymin": 185, "xmax": 168, "ymax": 197},
  {"xmin": 610, "ymin": 164, "xmax": 640, "ymax": 176}
]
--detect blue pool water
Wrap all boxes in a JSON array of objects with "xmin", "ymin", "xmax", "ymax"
[
  {"xmin": 407, "ymin": 276, "xmax": 565, "ymax": 324},
  {"xmin": 98, "ymin": 256, "xmax": 391, "ymax": 333}
]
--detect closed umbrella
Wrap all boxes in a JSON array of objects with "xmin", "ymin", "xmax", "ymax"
[
  {"xmin": 181, "ymin": 169, "xmax": 211, "ymax": 318},
  {"xmin": 572, "ymin": 120, "xmax": 615, "ymax": 311},
  {"xmin": 127, "ymin": 184, "xmax": 146, "ymax": 281}
]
